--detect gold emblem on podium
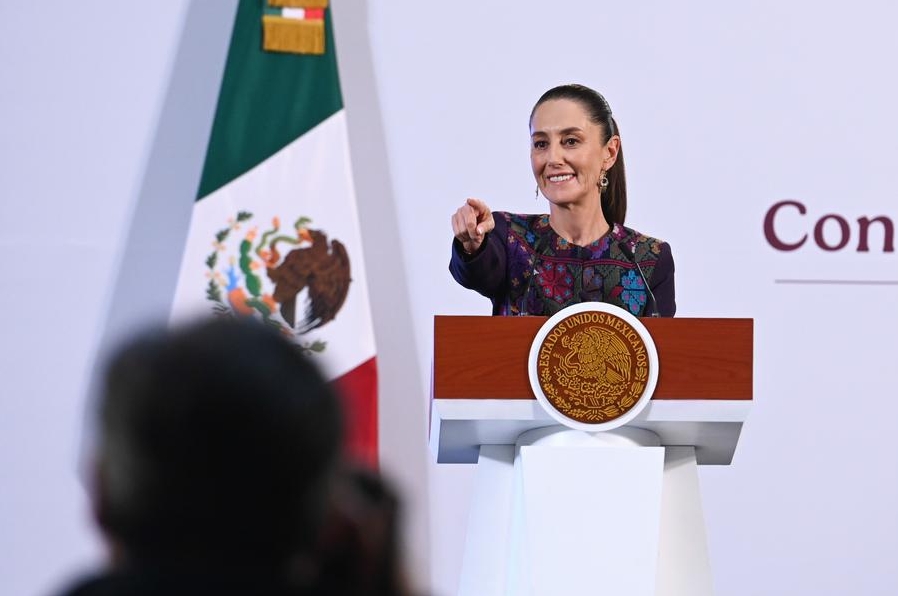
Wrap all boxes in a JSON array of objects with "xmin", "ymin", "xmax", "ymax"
[{"xmin": 529, "ymin": 303, "xmax": 658, "ymax": 430}]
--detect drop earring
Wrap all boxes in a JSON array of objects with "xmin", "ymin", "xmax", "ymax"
[
  {"xmin": 600, "ymin": 173, "xmax": 609, "ymax": 193},
  {"xmin": 535, "ymin": 185, "xmax": 540, "ymax": 200}
]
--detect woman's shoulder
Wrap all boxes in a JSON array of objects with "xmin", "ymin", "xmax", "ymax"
[
  {"xmin": 613, "ymin": 224, "xmax": 671, "ymax": 261},
  {"xmin": 492, "ymin": 212, "xmax": 551, "ymax": 240},
  {"xmin": 494, "ymin": 211, "xmax": 547, "ymax": 226}
]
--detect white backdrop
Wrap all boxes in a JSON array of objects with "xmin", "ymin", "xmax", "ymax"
[{"xmin": 2, "ymin": 1, "xmax": 897, "ymax": 595}]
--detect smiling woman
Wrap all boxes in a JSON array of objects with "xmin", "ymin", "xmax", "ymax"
[{"xmin": 449, "ymin": 84, "xmax": 677, "ymax": 317}]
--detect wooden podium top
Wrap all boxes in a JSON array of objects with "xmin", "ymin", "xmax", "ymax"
[
  {"xmin": 434, "ymin": 316, "xmax": 753, "ymax": 400},
  {"xmin": 430, "ymin": 316, "xmax": 753, "ymax": 465}
]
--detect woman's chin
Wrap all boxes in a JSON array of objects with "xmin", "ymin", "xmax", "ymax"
[{"xmin": 545, "ymin": 192, "xmax": 587, "ymax": 207}]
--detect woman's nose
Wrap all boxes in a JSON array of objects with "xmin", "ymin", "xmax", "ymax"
[{"xmin": 547, "ymin": 143, "xmax": 563, "ymax": 165}]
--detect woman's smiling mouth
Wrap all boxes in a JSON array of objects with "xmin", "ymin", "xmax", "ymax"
[{"xmin": 548, "ymin": 174, "xmax": 574, "ymax": 183}]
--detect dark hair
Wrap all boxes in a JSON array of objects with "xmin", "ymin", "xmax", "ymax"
[
  {"xmin": 530, "ymin": 84, "xmax": 627, "ymax": 226},
  {"xmin": 95, "ymin": 318, "xmax": 342, "ymax": 565}
]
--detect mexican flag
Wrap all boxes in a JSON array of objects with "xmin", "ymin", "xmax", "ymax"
[{"xmin": 171, "ymin": 0, "xmax": 378, "ymax": 467}]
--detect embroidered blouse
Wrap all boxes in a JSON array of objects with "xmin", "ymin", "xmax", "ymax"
[{"xmin": 449, "ymin": 212, "xmax": 676, "ymax": 317}]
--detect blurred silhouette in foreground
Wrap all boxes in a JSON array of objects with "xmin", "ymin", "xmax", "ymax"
[{"xmin": 58, "ymin": 319, "xmax": 410, "ymax": 596}]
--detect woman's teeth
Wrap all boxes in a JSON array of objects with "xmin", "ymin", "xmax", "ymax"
[{"xmin": 548, "ymin": 174, "xmax": 573, "ymax": 182}]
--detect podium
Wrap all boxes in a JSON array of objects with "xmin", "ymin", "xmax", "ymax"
[{"xmin": 429, "ymin": 316, "xmax": 753, "ymax": 596}]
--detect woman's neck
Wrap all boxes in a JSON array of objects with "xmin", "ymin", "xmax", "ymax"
[{"xmin": 548, "ymin": 200, "xmax": 610, "ymax": 246}]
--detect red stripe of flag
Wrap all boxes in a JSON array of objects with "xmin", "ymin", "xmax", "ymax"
[{"xmin": 332, "ymin": 356, "xmax": 378, "ymax": 469}]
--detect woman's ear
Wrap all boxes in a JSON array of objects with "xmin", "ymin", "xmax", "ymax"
[{"xmin": 603, "ymin": 135, "xmax": 621, "ymax": 170}]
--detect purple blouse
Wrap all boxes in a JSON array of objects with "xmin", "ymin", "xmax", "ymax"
[{"xmin": 449, "ymin": 212, "xmax": 676, "ymax": 317}]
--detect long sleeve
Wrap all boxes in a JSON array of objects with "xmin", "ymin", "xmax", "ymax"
[
  {"xmin": 448, "ymin": 213, "xmax": 509, "ymax": 302},
  {"xmin": 649, "ymin": 242, "xmax": 676, "ymax": 317}
]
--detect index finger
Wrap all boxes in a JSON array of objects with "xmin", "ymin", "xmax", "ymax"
[{"xmin": 465, "ymin": 197, "xmax": 491, "ymax": 217}]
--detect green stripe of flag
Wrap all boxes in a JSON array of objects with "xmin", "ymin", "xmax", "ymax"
[{"xmin": 196, "ymin": 2, "xmax": 343, "ymax": 200}]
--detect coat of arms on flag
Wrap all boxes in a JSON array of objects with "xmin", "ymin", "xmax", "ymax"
[{"xmin": 204, "ymin": 211, "xmax": 351, "ymax": 353}]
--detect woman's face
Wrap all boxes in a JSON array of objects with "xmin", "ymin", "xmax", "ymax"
[{"xmin": 530, "ymin": 99, "xmax": 619, "ymax": 209}]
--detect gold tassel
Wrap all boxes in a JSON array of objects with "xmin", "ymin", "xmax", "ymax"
[
  {"xmin": 262, "ymin": 15, "xmax": 325, "ymax": 55},
  {"xmin": 268, "ymin": 0, "xmax": 328, "ymax": 8}
]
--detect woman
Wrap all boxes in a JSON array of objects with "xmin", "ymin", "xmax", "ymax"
[{"xmin": 449, "ymin": 84, "xmax": 676, "ymax": 317}]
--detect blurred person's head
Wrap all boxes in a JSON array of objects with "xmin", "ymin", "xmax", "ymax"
[{"xmin": 91, "ymin": 318, "xmax": 342, "ymax": 571}]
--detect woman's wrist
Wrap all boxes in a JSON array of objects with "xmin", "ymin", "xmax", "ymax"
[{"xmin": 456, "ymin": 236, "xmax": 486, "ymax": 259}]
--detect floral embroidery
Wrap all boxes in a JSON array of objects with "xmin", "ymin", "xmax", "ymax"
[
  {"xmin": 537, "ymin": 262, "xmax": 574, "ymax": 304},
  {"xmin": 508, "ymin": 243, "xmax": 534, "ymax": 284},
  {"xmin": 482, "ymin": 213, "xmax": 664, "ymax": 317},
  {"xmin": 620, "ymin": 269, "xmax": 647, "ymax": 314},
  {"xmin": 587, "ymin": 234, "xmax": 614, "ymax": 259}
]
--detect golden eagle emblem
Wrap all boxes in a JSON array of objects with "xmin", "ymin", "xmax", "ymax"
[
  {"xmin": 204, "ymin": 212, "xmax": 351, "ymax": 352},
  {"xmin": 534, "ymin": 309, "xmax": 650, "ymax": 424},
  {"xmin": 560, "ymin": 327, "xmax": 632, "ymax": 409}
]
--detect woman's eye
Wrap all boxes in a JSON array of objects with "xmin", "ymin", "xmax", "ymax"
[
  {"xmin": 533, "ymin": 140, "xmax": 547, "ymax": 149},
  {"xmin": 563, "ymin": 137, "xmax": 579, "ymax": 146}
]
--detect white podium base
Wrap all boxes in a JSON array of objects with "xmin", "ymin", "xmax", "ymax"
[{"xmin": 458, "ymin": 426, "xmax": 713, "ymax": 596}]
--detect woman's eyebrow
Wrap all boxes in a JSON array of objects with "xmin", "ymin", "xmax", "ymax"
[{"xmin": 530, "ymin": 127, "xmax": 584, "ymax": 137}]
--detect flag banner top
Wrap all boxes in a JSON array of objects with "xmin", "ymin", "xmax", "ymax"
[{"xmin": 197, "ymin": 0, "xmax": 341, "ymax": 200}]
